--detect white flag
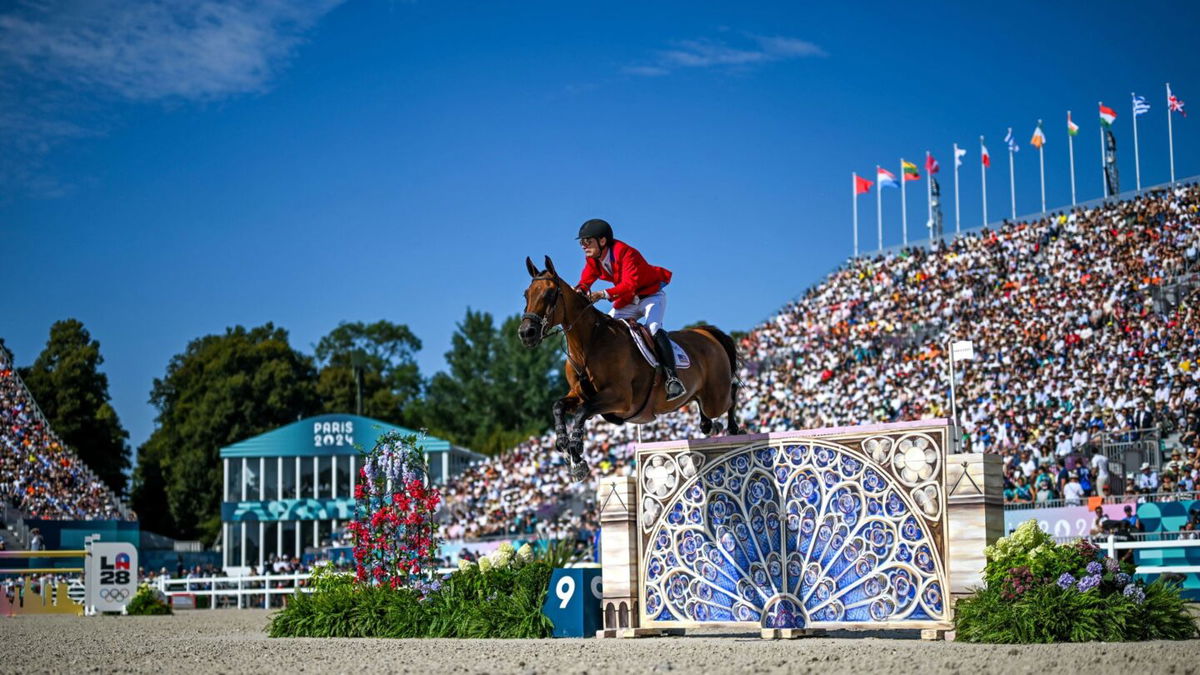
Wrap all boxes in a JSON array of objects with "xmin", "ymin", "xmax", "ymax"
[{"xmin": 954, "ymin": 145, "xmax": 967, "ymax": 167}]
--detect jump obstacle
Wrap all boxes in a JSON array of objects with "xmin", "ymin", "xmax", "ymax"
[
  {"xmin": 0, "ymin": 536, "xmax": 138, "ymax": 616},
  {"xmin": 596, "ymin": 419, "xmax": 1003, "ymax": 639}
]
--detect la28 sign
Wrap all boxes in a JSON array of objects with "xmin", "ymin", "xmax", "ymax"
[{"xmin": 87, "ymin": 541, "xmax": 138, "ymax": 612}]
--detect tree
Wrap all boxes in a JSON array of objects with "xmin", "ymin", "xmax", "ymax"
[
  {"xmin": 415, "ymin": 309, "xmax": 565, "ymax": 454},
  {"xmin": 20, "ymin": 319, "xmax": 131, "ymax": 495},
  {"xmin": 312, "ymin": 320, "xmax": 422, "ymax": 425},
  {"xmin": 131, "ymin": 324, "xmax": 319, "ymax": 541}
]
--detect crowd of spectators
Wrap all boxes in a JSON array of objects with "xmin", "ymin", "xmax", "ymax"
[
  {"xmin": 0, "ymin": 346, "xmax": 130, "ymax": 522},
  {"xmin": 440, "ymin": 183, "xmax": 1200, "ymax": 540}
]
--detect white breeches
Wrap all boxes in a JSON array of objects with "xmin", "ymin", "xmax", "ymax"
[{"xmin": 609, "ymin": 290, "xmax": 667, "ymax": 335}]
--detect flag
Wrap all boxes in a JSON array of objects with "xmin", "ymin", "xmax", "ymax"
[
  {"xmin": 1133, "ymin": 94, "xmax": 1150, "ymax": 116},
  {"xmin": 855, "ymin": 175, "xmax": 873, "ymax": 194},
  {"xmin": 1004, "ymin": 128, "xmax": 1019, "ymax": 153},
  {"xmin": 877, "ymin": 167, "xmax": 898, "ymax": 188},
  {"xmin": 1067, "ymin": 112, "xmax": 1079, "ymax": 136},
  {"xmin": 1099, "ymin": 104, "xmax": 1117, "ymax": 127},
  {"xmin": 902, "ymin": 160, "xmax": 920, "ymax": 180},
  {"xmin": 981, "ymin": 143, "xmax": 991, "ymax": 167},
  {"xmin": 1030, "ymin": 121, "xmax": 1046, "ymax": 149},
  {"xmin": 1169, "ymin": 84, "xmax": 1187, "ymax": 117},
  {"xmin": 925, "ymin": 152, "xmax": 940, "ymax": 174},
  {"xmin": 954, "ymin": 145, "xmax": 967, "ymax": 167}
]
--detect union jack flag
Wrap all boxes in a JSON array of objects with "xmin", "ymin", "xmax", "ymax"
[{"xmin": 1168, "ymin": 84, "xmax": 1186, "ymax": 117}]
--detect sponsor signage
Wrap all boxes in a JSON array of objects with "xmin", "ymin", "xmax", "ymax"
[{"xmin": 86, "ymin": 540, "xmax": 138, "ymax": 612}]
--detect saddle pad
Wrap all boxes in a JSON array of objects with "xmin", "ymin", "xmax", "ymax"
[{"xmin": 628, "ymin": 324, "xmax": 691, "ymax": 369}]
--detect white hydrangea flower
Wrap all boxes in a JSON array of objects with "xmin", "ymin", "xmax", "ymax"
[{"xmin": 516, "ymin": 543, "xmax": 534, "ymax": 564}]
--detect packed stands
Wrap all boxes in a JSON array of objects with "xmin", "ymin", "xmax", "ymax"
[
  {"xmin": 0, "ymin": 345, "xmax": 131, "ymax": 522},
  {"xmin": 440, "ymin": 183, "xmax": 1200, "ymax": 540}
]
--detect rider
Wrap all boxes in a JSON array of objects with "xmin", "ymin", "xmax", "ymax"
[{"xmin": 574, "ymin": 218, "xmax": 686, "ymax": 401}]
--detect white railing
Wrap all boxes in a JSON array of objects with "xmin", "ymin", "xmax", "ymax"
[
  {"xmin": 1100, "ymin": 534, "xmax": 1200, "ymax": 575},
  {"xmin": 154, "ymin": 573, "xmax": 312, "ymax": 609}
]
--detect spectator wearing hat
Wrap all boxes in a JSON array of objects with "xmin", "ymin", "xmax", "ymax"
[
  {"xmin": 1136, "ymin": 462, "xmax": 1160, "ymax": 493},
  {"xmin": 1063, "ymin": 472, "xmax": 1085, "ymax": 506}
]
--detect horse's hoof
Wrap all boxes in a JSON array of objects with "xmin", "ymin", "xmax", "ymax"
[{"xmin": 570, "ymin": 459, "xmax": 590, "ymax": 483}]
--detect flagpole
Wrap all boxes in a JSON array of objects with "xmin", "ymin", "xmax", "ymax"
[
  {"xmin": 950, "ymin": 141, "xmax": 960, "ymax": 234},
  {"xmin": 980, "ymin": 136, "xmax": 988, "ymax": 227},
  {"xmin": 926, "ymin": 152, "xmax": 933, "ymax": 240},
  {"xmin": 1167, "ymin": 83, "xmax": 1176, "ymax": 184},
  {"xmin": 1068, "ymin": 111, "xmax": 1077, "ymax": 206},
  {"xmin": 852, "ymin": 172, "xmax": 859, "ymax": 257},
  {"xmin": 900, "ymin": 159, "xmax": 908, "ymax": 247},
  {"xmin": 1007, "ymin": 128, "xmax": 1016, "ymax": 220},
  {"xmin": 876, "ymin": 165, "xmax": 883, "ymax": 252},
  {"xmin": 1038, "ymin": 120, "xmax": 1046, "ymax": 213},
  {"xmin": 1132, "ymin": 94, "xmax": 1142, "ymax": 191},
  {"xmin": 1099, "ymin": 101, "xmax": 1108, "ymax": 198}
]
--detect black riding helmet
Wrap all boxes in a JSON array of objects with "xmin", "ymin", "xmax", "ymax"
[{"xmin": 577, "ymin": 218, "xmax": 613, "ymax": 243}]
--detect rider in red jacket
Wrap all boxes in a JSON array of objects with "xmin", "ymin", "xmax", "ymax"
[{"xmin": 574, "ymin": 219, "xmax": 685, "ymax": 400}]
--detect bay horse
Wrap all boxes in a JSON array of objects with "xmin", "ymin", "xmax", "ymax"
[{"xmin": 519, "ymin": 256, "xmax": 740, "ymax": 482}]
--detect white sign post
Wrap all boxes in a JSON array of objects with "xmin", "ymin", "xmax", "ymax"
[
  {"xmin": 947, "ymin": 340, "xmax": 974, "ymax": 452},
  {"xmin": 85, "ymin": 536, "xmax": 138, "ymax": 614}
]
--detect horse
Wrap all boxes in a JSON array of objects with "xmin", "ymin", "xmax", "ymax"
[{"xmin": 519, "ymin": 255, "xmax": 740, "ymax": 482}]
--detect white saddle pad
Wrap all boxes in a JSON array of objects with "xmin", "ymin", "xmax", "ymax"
[{"xmin": 628, "ymin": 326, "xmax": 691, "ymax": 369}]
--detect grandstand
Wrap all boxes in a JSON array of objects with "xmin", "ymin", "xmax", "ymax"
[
  {"xmin": 440, "ymin": 181, "xmax": 1200, "ymax": 546},
  {"xmin": 0, "ymin": 343, "xmax": 132, "ymax": 549}
]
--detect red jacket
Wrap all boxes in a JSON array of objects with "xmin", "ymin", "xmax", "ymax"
[{"xmin": 576, "ymin": 240, "xmax": 672, "ymax": 309}]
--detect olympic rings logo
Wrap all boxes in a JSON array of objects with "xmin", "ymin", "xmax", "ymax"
[{"xmin": 99, "ymin": 587, "xmax": 130, "ymax": 602}]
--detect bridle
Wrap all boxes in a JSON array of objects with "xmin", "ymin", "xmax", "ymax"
[{"xmin": 522, "ymin": 278, "xmax": 597, "ymax": 346}]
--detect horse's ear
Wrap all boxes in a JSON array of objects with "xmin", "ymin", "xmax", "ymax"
[
  {"xmin": 526, "ymin": 256, "xmax": 539, "ymax": 278},
  {"xmin": 544, "ymin": 256, "xmax": 558, "ymax": 278}
]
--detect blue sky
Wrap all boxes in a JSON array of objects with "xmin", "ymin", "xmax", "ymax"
[{"xmin": 3, "ymin": 0, "xmax": 1199, "ymax": 453}]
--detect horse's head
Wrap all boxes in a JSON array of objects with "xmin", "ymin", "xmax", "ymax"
[{"xmin": 519, "ymin": 256, "xmax": 565, "ymax": 348}]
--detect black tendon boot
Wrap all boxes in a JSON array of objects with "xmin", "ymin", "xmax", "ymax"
[{"xmin": 653, "ymin": 330, "xmax": 686, "ymax": 400}]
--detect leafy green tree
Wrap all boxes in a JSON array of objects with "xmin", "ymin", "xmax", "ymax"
[
  {"xmin": 313, "ymin": 320, "xmax": 422, "ymax": 424},
  {"xmin": 131, "ymin": 324, "xmax": 319, "ymax": 541},
  {"xmin": 415, "ymin": 309, "xmax": 564, "ymax": 454},
  {"xmin": 20, "ymin": 319, "xmax": 131, "ymax": 495}
]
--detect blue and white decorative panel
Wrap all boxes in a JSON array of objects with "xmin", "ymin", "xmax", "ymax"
[{"xmin": 637, "ymin": 433, "xmax": 949, "ymax": 630}]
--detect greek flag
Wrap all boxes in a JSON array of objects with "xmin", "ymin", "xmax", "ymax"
[
  {"xmin": 1133, "ymin": 94, "xmax": 1150, "ymax": 116},
  {"xmin": 1004, "ymin": 128, "xmax": 1018, "ymax": 153}
]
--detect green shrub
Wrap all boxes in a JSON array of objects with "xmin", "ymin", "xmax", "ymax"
[
  {"xmin": 268, "ymin": 558, "xmax": 555, "ymax": 639},
  {"xmin": 125, "ymin": 584, "xmax": 172, "ymax": 616},
  {"xmin": 955, "ymin": 520, "xmax": 1198, "ymax": 643}
]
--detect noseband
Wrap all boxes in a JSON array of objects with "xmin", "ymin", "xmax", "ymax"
[{"xmin": 522, "ymin": 282, "xmax": 597, "ymax": 345}]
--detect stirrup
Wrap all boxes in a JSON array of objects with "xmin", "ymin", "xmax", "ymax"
[{"xmin": 665, "ymin": 376, "xmax": 686, "ymax": 401}]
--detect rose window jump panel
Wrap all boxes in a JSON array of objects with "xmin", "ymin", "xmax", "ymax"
[{"xmin": 636, "ymin": 428, "xmax": 951, "ymax": 632}]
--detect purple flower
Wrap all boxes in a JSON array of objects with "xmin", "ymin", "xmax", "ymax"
[
  {"xmin": 1104, "ymin": 557, "xmax": 1120, "ymax": 573},
  {"xmin": 1123, "ymin": 584, "xmax": 1146, "ymax": 604},
  {"xmin": 1086, "ymin": 561, "xmax": 1102, "ymax": 575},
  {"xmin": 1115, "ymin": 572, "xmax": 1131, "ymax": 586},
  {"xmin": 1056, "ymin": 573, "xmax": 1076, "ymax": 590},
  {"xmin": 1077, "ymin": 574, "xmax": 1102, "ymax": 592}
]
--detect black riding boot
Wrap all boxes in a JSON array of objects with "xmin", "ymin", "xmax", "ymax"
[{"xmin": 653, "ymin": 330, "xmax": 686, "ymax": 400}]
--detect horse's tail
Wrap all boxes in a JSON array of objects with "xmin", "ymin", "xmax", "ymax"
[{"xmin": 692, "ymin": 325, "xmax": 742, "ymax": 433}]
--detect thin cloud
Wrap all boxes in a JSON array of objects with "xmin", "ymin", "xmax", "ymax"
[
  {"xmin": 0, "ymin": 0, "xmax": 343, "ymax": 101},
  {"xmin": 628, "ymin": 32, "xmax": 826, "ymax": 76},
  {"xmin": 0, "ymin": 0, "xmax": 343, "ymax": 196}
]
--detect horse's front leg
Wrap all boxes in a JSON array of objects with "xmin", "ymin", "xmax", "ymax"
[
  {"xmin": 565, "ymin": 401, "xmax": 595, "ymax": 482},
  {"xmin": 553, "ymin": 396, "xmax": 581, "ymax": 455}
]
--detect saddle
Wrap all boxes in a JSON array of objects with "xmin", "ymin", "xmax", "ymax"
[{"xmin": 623, "ymin": 319, "xmax": 691, "ymax": 369}]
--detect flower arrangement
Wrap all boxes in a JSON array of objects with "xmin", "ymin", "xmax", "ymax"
[
  {"xmin": 124, "ymin": 584, "xmax": 172, "ymax": 615},
  {"xmin": 345, "ymin": 431, "xmax": 442, "ymax": 590},
  {"xmin": 956, "ymin": 519, "xmax": 1198, "ymax": 643}
]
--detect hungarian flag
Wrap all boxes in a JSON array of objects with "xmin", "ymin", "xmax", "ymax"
[
  {"xmin": 1099, "ymin": 104, "xmax": 1117, "ymax": 127},
  {"xmin": 902, "ymin": 160, "xmax": 920, "ymax": 181},
  {"xmin": 981, "ymin": 143, "xmax": 991, "ymax": 167},
  {"xmin": 855, "ymin": 175, "xmax": 873, "ymax": 194},
  {"xmin": 1030, "ymin": 121, "xmax": 1046, "ymax": 149},
  {"xmin": 1067, "ymin": 112, "xmax": 1079, "ymax": 136},
  {"xmin": 925, "ymin": 152, "xmax": 940, "ymax": 174},
  {"xmin": 877, "ymin": 167, "xmax": 898, "ymax": 188}
]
